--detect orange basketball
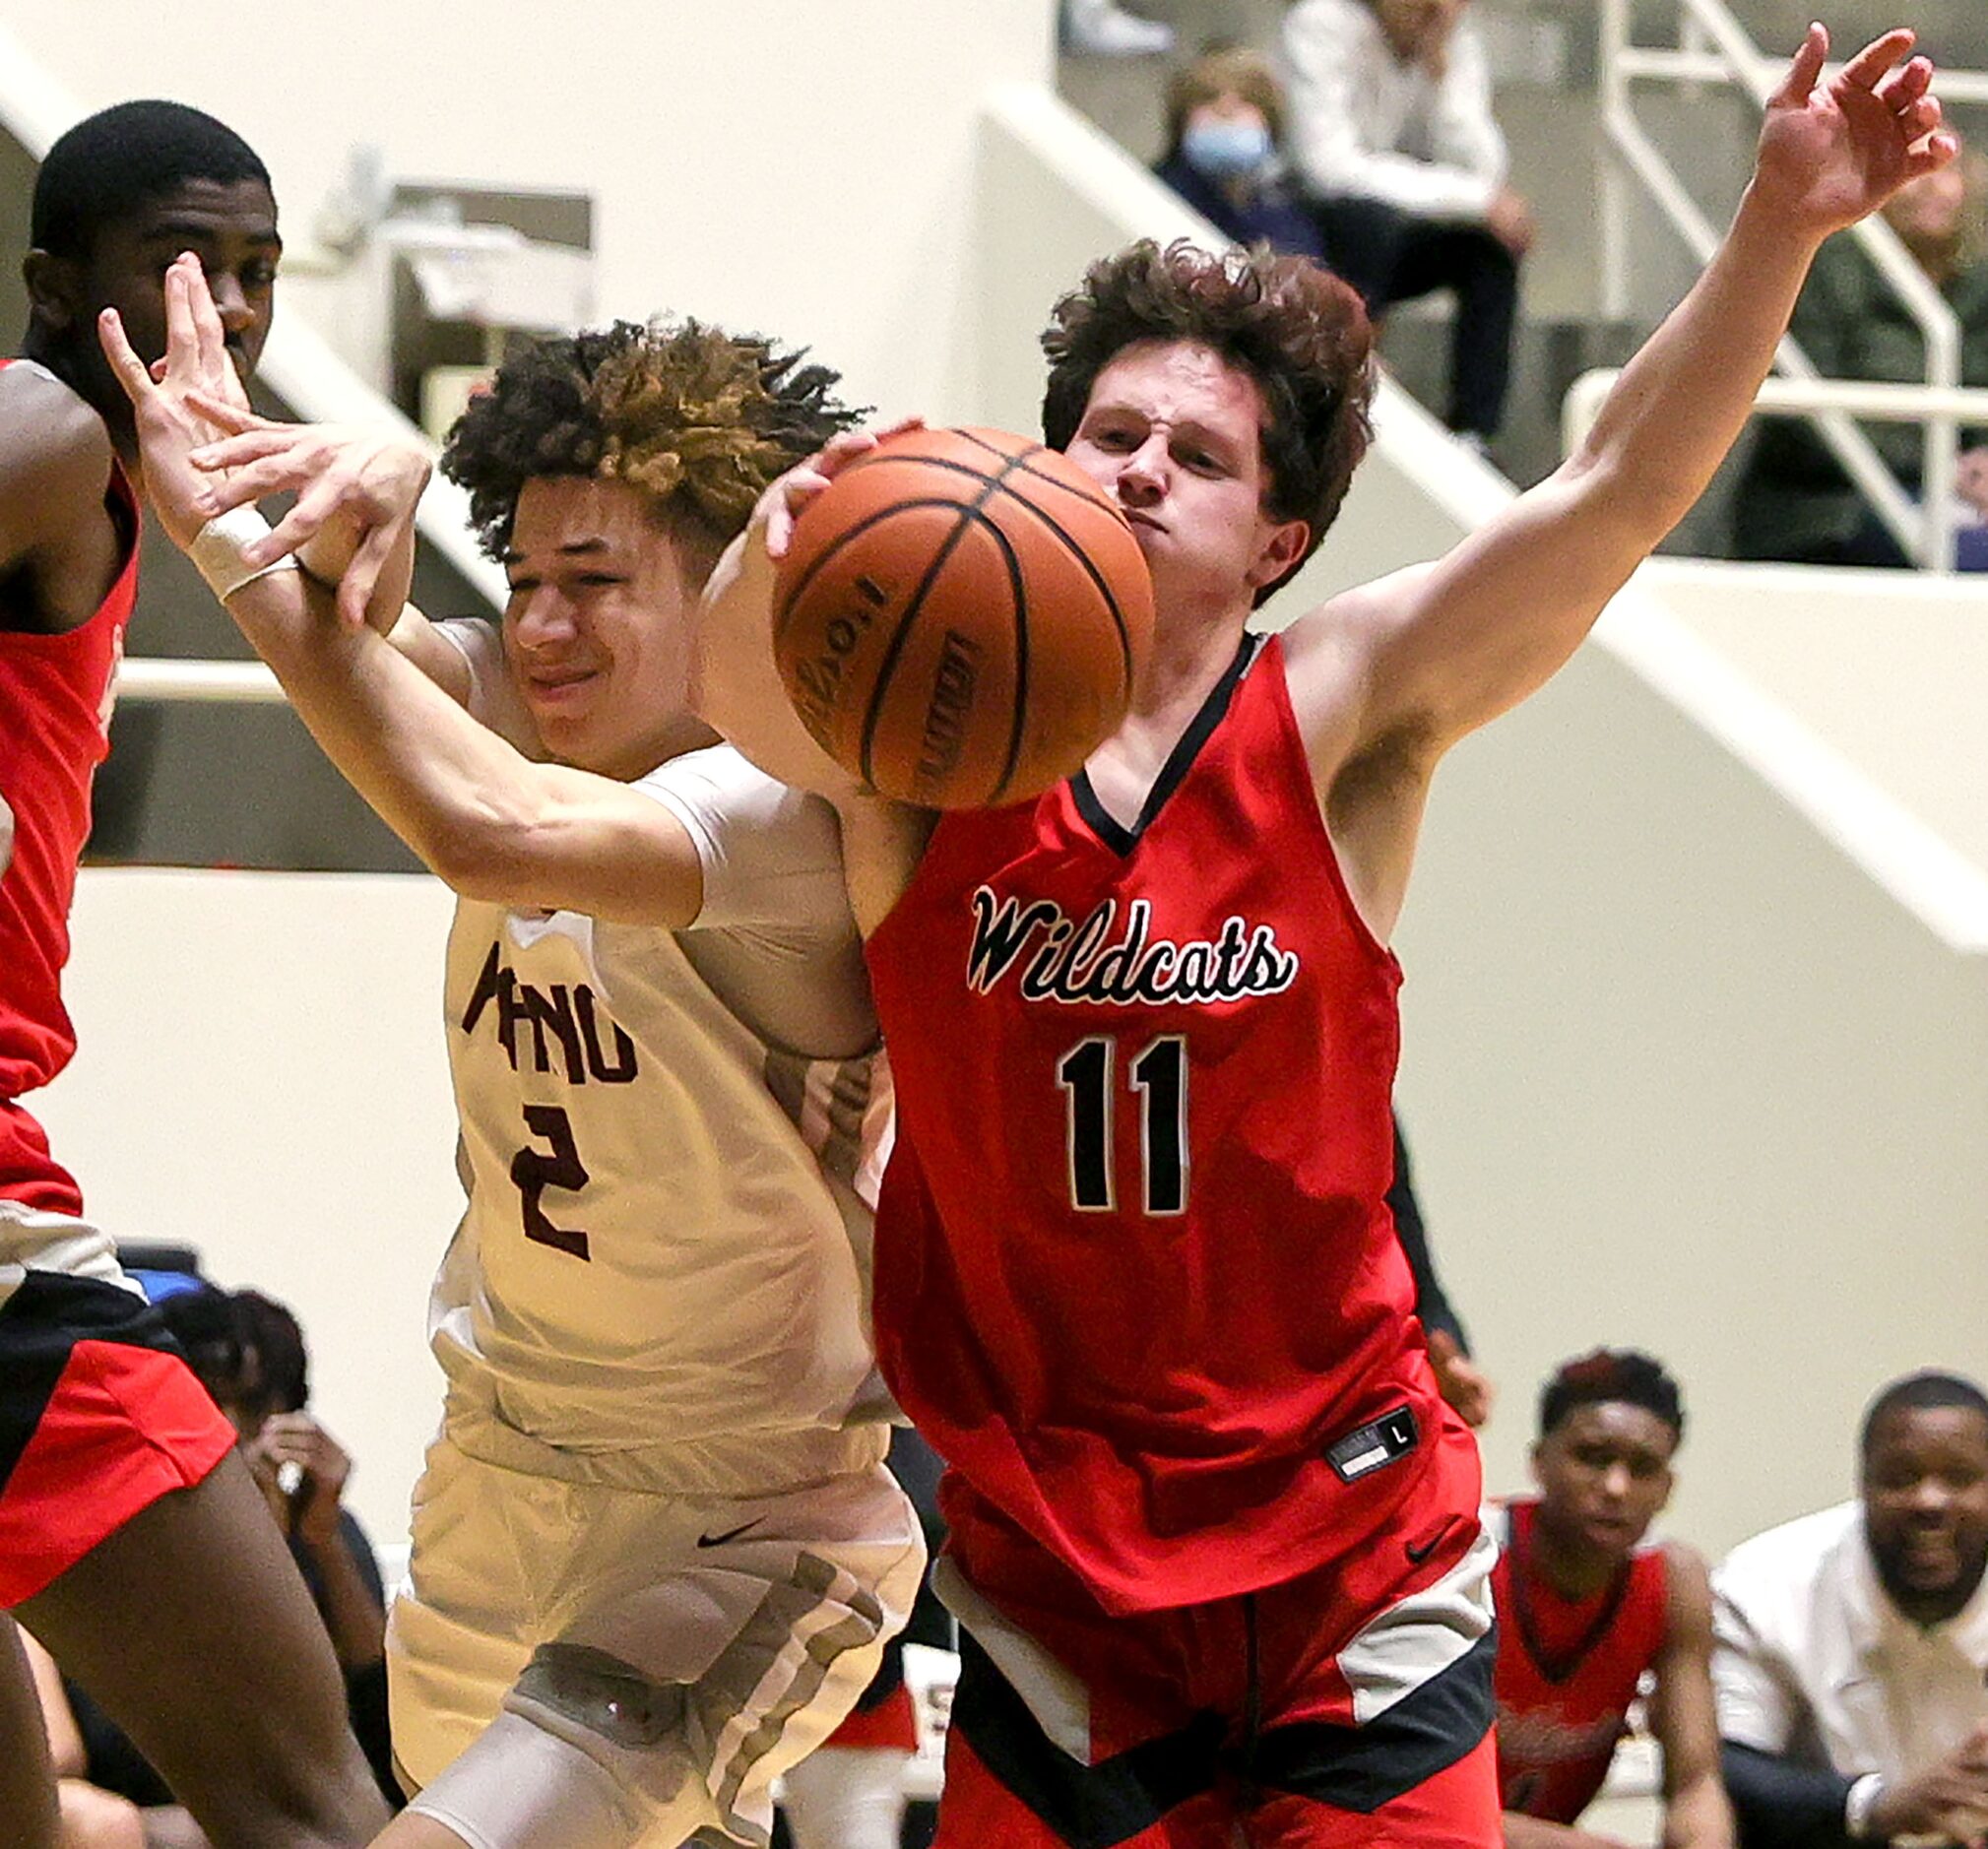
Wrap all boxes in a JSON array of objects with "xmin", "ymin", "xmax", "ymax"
[{"xmin": 772, "ymin": 426, "xmax": 1154, "ymax": 808}]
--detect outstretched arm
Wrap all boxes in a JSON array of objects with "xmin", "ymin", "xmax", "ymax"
[
  {"xmin": 1649, "ymin": 1546, "xmax": 1736, "ymax": 1849},
  {"xmin": 102, "ymin": 256, "xmax": 702, "ymax": 927},
  {"xmin": 1292, "ymin": 25, "xmax": 1956, "ymax": 770},
  {"xmin": 184, "ymin": 407, "xmax": 494, "ymax": 716}
]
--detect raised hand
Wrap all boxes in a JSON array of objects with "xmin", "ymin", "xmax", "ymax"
[
  {"xmin": 184, "ymin": 410, "xmax": 432, "ymax": 630},
  {"xmin": 1753, "ymin": 25, "xmax": 1957, "ymax": 238},
  {"xmin": 97, "ymin": 252, "xmax": 250, "ymax": 549},
  {"xmin": 759, "ymin": 416, "xmax": 925, "ymax": 560}
]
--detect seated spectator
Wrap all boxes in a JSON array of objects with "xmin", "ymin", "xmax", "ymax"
[
  {"xmin": 46, "ymin": 1287, "xmax": 400, "ymax": 1817},
  {"xmin": 1281, "ymin": 0, "xmax": 1531, "ymax": 443},
  {"xmin": 1493, "ymin": 1351, "xmax": 1731, "ymax": 1849},
  {"xmin": 1153, "ymin": 46, "xmax": 1326, "ymax": 260},
  {"xmin": 1712, "ymin": 1371, "xmax": 1988, "ymax": 1848},
  {"xmin": 1732, "ymin": 143, "xmax": 1988, "ymax": 566}
]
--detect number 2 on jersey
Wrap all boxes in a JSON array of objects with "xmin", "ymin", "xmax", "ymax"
[
  {"xmin": 511, "ymin": 1104, "xmax": 592, "ymax": 1260},
  {"xmin": 1057, "ymin": 1035, "xmax": 1188, "ymax": 1215}
]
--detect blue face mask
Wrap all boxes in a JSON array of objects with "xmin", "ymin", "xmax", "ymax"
[{"xmin": 1182, "ymin": 118, "xmax": 1272, "ymax": 180}]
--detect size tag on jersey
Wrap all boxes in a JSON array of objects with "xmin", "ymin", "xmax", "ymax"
[{"xmin": 1326, "ymin": 1405, "xmax": 1419, "ymax": 1483}]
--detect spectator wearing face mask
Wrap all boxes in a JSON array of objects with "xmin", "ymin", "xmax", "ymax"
[{"xmin": 1153, "ymin": 46, "xmax": 1326, "ymax": 260}]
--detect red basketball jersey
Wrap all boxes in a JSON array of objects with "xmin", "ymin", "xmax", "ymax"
[
  {"xmin": 866, "ymin": 634, "xmax": 1479, "ymax": 1615},
  {"xmin": 0, "ymin": 359, "xmax": 139, "ymax": 1214},
  {"xmin": 1491, "ymin": 1498, "xmax": 1671, "ymax": 1823}
]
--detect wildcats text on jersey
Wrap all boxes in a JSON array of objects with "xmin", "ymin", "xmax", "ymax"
[
  {"xmin": 965, "ymin": 887, "xmax": 1300, "ymax": 1007},
  {"xmin": 461, "ymin": 940, "xmax": 639, "ymax": 1086}
]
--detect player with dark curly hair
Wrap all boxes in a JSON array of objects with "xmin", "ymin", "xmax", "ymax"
[
  {"xmin": 100, "ymin": 296, "xmax": 923, "ymax": 1849},
  {"xmin": 1491, "ymin": 1352, "xmax": 1729, "ymax": 1849}
]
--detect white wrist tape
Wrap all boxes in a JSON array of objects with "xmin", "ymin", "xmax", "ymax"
[{"xmin": 187, "ymin": 504, "xmax": 300, "ymax": 602}]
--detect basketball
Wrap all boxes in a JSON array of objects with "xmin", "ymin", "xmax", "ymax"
[{"xmin": 772, "ymin": 426, "xmax": 1154, "ymax": 808}]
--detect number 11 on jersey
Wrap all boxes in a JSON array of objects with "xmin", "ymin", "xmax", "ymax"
[{"xmin": 1057, "ymin": 1034, "xmax": 1188, "ymax": 1216}]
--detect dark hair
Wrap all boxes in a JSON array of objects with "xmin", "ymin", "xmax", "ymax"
[
  {"xmin": 442, "ymin": 319, "xmax": 862, "ymax": 580},
  {"xmin": 1860, "ymin": 1371, "xmax": 1988, "ymax": 1455},
  {"xmin": 1539, "ymin": 1348, "xmax": 1686, "ymax": 1442},
  {"xmin": 1163, "ymin": 46, "xmax": 1287, "ymax": 158},
  {"xmin": 155, "ymin": 1285, "xmax": 246, "ymax": 1392},
  {"xmin": 154, "ymin": 1284, "xmax": 307, "ymax": 1415},
  {"xmin": 32, "ymin": 100, "xmax": 269, "ymax": 260},
  {"xmin": 1041, "ymin": 239, "xmax": 1374, "ymax": 603},
  {"xmin": 232, "ymin": 1289, "xmax": 309, "ymax": 1414}
]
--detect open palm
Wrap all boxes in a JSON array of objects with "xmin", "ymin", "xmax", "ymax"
[{"xmin": 1755, "ymin": 26, "xmax": 1956, "ymax": 237}]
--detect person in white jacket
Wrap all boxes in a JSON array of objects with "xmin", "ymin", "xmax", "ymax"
[{"xmin": 1282, "ymin": 0, "xmax": 1533, "ymax": 442}]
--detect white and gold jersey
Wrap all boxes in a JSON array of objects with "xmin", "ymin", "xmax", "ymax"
[{"xmin": 429, "ymin": 744, "xmax": 891, "ymax": 1493}]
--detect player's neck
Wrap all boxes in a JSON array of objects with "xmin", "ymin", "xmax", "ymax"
[
  {"xmin": 602, "ymin": 713, "xmax": 722, "ymax": 783},
  {"xmin": 1527, "ymin": 1509, "xmax": 1624, "ymax": 1601},
  {"xmin": 1127, "ymin": 600, "xmax": 1251, "ymax": 729}
]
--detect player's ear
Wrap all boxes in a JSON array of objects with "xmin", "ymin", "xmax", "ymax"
[
  {"xmin": 23, "ymin": 249, "xmax": 84, "ymax": 334},
  {"xmin": 1526, "ymin": 1439, "xmax": 1545, "ymax": 1490},
  {"xmin": 1248, "ymin": 516, "xmax": 1311, "ymax": 591}
]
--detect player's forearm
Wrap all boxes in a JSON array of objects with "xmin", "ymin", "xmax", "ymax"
[
  {"xmin": 224, "ymin": 569, "xmax": 696, "ymax": 922},
  {"xmin": 225, "ymin": 571, "xmax": 574, "ymax": 894},
  {"xmin": 1569, "ymin": 188, "xmax": 1823, "ymax": 540},
  {"xmin": 1664, "ymin": 1766, "xmax": 1737, "ymax": 1849},
  {"xmin": 1503, "ymin": 1811, "xmax": 1629, "ymax": 1849},
  {"xmin": 299, "ymin": 1531, "xmax": 386, "ymax": 1672}
]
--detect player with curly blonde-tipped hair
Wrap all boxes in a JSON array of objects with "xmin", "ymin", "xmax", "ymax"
[{"xmin": 96, "ymin": 300, "xmax": 926, "ymax": 1849}]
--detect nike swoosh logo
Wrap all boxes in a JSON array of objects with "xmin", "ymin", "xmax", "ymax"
[
  {"xmin": 1406, "ymin": 1534, "xmax": 1444, "ymax": 1565},
  {"xmin": 696, "ymin": 1518, "xmax": 765, "ymax": 1550}
]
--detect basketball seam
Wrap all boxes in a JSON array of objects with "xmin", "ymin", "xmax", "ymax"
[
  {"xmin": 840, "ymin": 447, "xmax": 1137, "ymax": 699},
  {"xmin": 856, "ymin": 464, "xmax": 1020, "ymax": 793}
]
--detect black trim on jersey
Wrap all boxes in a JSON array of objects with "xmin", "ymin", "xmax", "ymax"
[
  {"xmin": 1506, "ymin": 1507, "xmax": 1635, "ymax": 1685},
  {"xmin": 949, "ymin": 1629, "xmax": 1226, "ymax": 1847},
  {"xmin": 1070, "ymin": 631, "xmax": 1264, "ymax": 858},
  {"xmin": 0, "ymin": 1271, "xmax": 186, "ymax": 1494},
  {"xmin": 1251, "ymin": 1626, "xmax": 1498, "ymax": 1814}
]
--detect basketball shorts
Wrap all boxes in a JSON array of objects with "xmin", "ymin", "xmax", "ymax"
[
  {"xmin": 0, "ymin": 1250, "xmax": 235, "ymax": 1608},
  {"xmin": 390, "ymin": 1432, "xmax": 928, "ymax": 1849},
  {"xmin": 929, "ymin": 1498, "xmax": 1502, "ymax": 1848}
]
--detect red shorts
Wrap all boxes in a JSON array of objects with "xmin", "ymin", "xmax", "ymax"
[
  {"xmin": 0, "ymin": 1270, "xmax": 235, "ymax": 1606},
  {"xmin": 822, "ymin": 1678, "xmax": 919, "ymax": 1752},
  {"xmin": 930, "ymin": 1492, "xmax": 1501, "ymax": 1848}
]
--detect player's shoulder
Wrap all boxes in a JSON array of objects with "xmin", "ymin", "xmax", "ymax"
[
  {"xmin": 0, "ymin": 359, "xmax": 112, "ymax": 484},
  {"xmin": 1657, "ymin": 1536, "xmax": 1714, "ymax": 1622},
  {"xmin": 635, "ymin": 744, "xmax": 842, "ymax": 861}
]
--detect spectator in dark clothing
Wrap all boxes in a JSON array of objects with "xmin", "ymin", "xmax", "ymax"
[
  {"xmin": 1152, "ymin": 46, "xmax": 1326, "ymax": 260},
  {"xmin": 1733, "ymin": 145, "xmax": 1988, "ymax": 566}
]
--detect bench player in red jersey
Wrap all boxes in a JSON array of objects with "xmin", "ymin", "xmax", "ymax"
[
  {"xmin": 0, "ymin": 103, "xmax": 387, "ymax": 1847},
  {"xmin": 93, "ymin": 24, "xmax": 1949, "ymax": 1849},
  {"xmin": 1492, "ymin": 1352, "xmax": 1729, "ymax": 1849}
]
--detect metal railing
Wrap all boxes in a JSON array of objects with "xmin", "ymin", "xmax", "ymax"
[{"xmin": 1598, "ymin": 0, "xmax": 1987, "ymax": 569}]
